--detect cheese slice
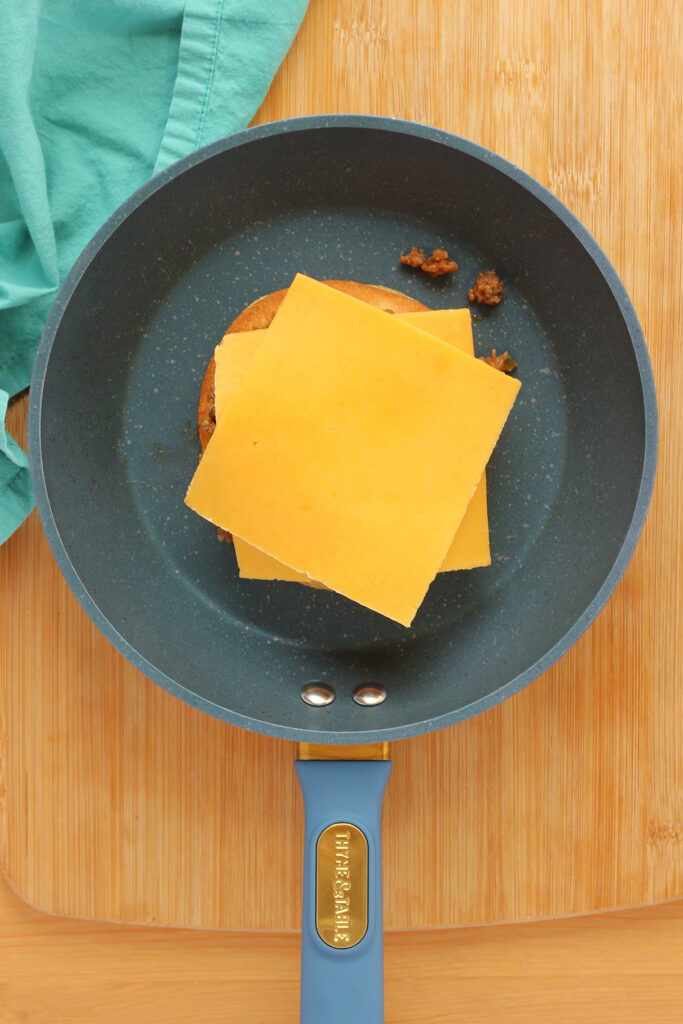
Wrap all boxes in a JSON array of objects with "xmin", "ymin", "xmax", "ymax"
[
  {"xmin": 214, "ymin": 329, "xmax": 266, "ymax": 416},
  {"xmin": 215, "ymin": 334, "xmax": 324, "ymax": 586},
  {"xmin": 217, "ymin": 308, "xmax": 492, "ymax": 582},
  {"xmin": 186, "ymin": 274, "xmax": 520, "ymax": 626},
  {"xmin": 232, "ymin": 540, "xmax": 329, "ymax": 588},
  {"xmin": 391, "ymin": 311, "xmax": 491, "ymax": 572}
]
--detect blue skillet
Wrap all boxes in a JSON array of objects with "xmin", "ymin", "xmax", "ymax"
[{"xmin": 28, "ymin": 116, "xmax": 657, "ymax": 1021}]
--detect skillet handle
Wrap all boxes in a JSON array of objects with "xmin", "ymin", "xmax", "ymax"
[{"xmin": 295, "ymin": 759, "xmax": 392, "ymax": 1024}]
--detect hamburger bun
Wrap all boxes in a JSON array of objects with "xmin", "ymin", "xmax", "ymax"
[
  {"xmin": 196, "ymin": 276, "xmax": 428, "ymax": 540},
  {"xmin": 197, "ymin": 280, "xmax": 428, "ymax": 542},
  {"xmin": 198, "ymin": 280, "xmax": 428, "ymax": 454}
]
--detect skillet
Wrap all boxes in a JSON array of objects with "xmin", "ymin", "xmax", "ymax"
[{"xmin": 28, "ymin": 116, "xmax": 657, "ymax": 1021}]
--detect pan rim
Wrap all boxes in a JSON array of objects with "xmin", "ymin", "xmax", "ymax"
[{"xmin": 28, "ymin": 114, "xmax": 658, "ymax": 743}]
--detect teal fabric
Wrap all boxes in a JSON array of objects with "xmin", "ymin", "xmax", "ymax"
[{"xmin": 0, "ymin": 0, "xmax": 308, "ymax": 545}]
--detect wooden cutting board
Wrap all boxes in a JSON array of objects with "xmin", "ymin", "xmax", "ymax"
[
  {"xmin": 1, "ymin": 0, "xmax": 681, "ymax": 933},
  {"xmin": 0, "ymin": 392, "xmax": 679, "ymax": 930}
]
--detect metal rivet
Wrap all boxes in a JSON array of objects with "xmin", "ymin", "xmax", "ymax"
[
  {"xmin": 301, "ymin": 682, "xmax": 336, "ymax": 707},
  {"xmin": 352, "ymin": 684, "xmax": 387, "ymax": 707}
]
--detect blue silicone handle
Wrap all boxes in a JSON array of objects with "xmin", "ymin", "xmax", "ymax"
[{"xmin": 295, "ymin": 759, "xmax": 392, "ymax": 1024}]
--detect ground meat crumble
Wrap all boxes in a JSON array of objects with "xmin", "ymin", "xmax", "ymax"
[
  {"xmin": 479, "ymin": 349, "xmax": 518, "ymax": 373},
  {"xmin": 468, "ymin": 270, "xmax": 504, "ymax": 305},
  {"xmin": 400, "ymin": 247, "xmax": 458, "ymax": 277}
]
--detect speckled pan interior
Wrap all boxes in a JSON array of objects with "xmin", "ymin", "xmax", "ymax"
[{"xmin": 29, "ymin": 117, "xmax": 657, "ymax": 743}]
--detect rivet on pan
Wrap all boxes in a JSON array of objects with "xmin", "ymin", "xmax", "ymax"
[
  {"xmin": 352, "ymin": 684, "xmax": 387, "ymax": 707},
  {"xmin": 300, "ymin": 682, "xmax": 336, "ymax": 707}
]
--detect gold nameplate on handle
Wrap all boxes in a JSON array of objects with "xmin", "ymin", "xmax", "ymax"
[
  {"xmin": 316, "ymin": 822, "xmax": 368, "ymax": 949},
  {"xmin": 298, "ymin": 742, "xmax": 389, "ymax": 761}
]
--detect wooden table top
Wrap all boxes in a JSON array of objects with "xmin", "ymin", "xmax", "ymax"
[
  {"xmin": 1, "ymin": 871, "xmax": 683, "ymax": 1023},
  {"xmin": 2, "ymin": 0, "xmax": 681, "ymax": 1019}
]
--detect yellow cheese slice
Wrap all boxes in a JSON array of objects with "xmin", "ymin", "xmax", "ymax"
[
  {"xmin": 218, "ymin": 309, "xmax": 492, "ymax": 582},
  {"xmin": 393, "ymin": 311, "xmax": 491, "ymax": 572},
  {"xmin": 214, "ymin": 329, "xmax": 266, "ymax": 416},
  {"xmin": 234, "ymin": 487, "xmax": 489, "ymax": 582},
  {"xmin": 215, "ymin": 334, "xmax": 322, "ymax": 586},
  {"xmin": 231, "ymin": 540, "xmax": 328, "ymax": 588},
  {"xmin": 186, "ymin": 274, "xmax": 520, "ymax": 626}
]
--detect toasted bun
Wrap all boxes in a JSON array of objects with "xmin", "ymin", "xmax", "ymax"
[
  {"xmin": 197, "ymin": 280, "xmax": 428, "ymax": 452},
  {"xmin": 197, "ymin": 280, "xmax": 428, "ymax": 542}
]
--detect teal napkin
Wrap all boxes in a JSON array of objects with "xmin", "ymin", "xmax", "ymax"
[{"xmin": 0, "ymin": 0, "xmax": 308, "ymax": 545}]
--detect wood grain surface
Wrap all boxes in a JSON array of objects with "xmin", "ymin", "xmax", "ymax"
[
  {"xmin": 3, "ymin": 473, "xmax": 680, "ymax": 929},
  {"xmin": 1, "ymin": 0, "xmax": 682, "ymax": 1016},
  {"xmin": 2, "ymin": 0, "xmax": 682, "ymax": 935},
  {"xmin": 0, "ymin": 869, "xmax": 683, "ymax": 1024}
]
